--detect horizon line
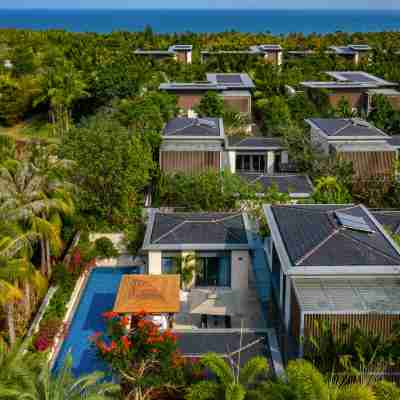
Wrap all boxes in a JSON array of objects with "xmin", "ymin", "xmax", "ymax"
[{"xmin": 1, "ymin": 7, "xmax": 399, "ymax": 11}]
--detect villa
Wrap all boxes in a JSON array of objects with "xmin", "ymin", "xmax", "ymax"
[
  {"xmin": 201, "ymin": 44, "xmax": 283, "ymax": 66},
  {"xmin": 159, "ymin": 116, "xmax": 311, "ymax": 199},
  {"xmin": 159, "ymin": 73, "xmax": 254, "ymax": 116},
  {"xmin": 306, "ymin": 117, "xmax": 397, "ymax": 179},
  {"xmin": 139, "ymin": 210, "xmax": 269, "ymax": 329},
  {"xmin": 264, "ymin": 203, "xmax": 400, "ymax": 357},
  {"xmin": 327, "ymin": 44, "xmax": 372, "ymax": 65},
  {"xmin": 135, "ymin": 44, "xmax": 193, "ymax": 64},
  {"xmin": 301, "ymin": 71, "xmax": 400, "ymax": 114}
]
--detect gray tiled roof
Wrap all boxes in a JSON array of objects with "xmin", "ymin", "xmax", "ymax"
[
  {"xmin": 270, "ymin": 205, "xmax": 400, "ymax": 267},
  {"xmin": 388, "ymin": 135, "xmax": 400, "ymax": 147},
  {"xmin": 206, "ymin": 73, "xmax": 255, "ymax": 89},
  {"xmin": 371, "ymin": 210, "xmax": 400, "ymax": 234},
  {"xmin": 163, "ymin": 117, "xmax": 221, "ymax": 137},
  {"xmin": 237, "ymin": 173, "xmax": 313, "ymax": 196},
  {"xmin": 226, "ymin": 136, "xmax": 284, "ymax": 149},
  {"xmin": 150, "ymin": 212, "xmax": 248, "ymax": 246},
  {"xmin": 177, "ymin": 332, "xmax": 268, "ymax": 367},
  {"xmin": 307, "ymin": 118, "xmax": 388, "ymax": 138}
]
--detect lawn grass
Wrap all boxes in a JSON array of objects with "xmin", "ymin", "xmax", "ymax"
[{"xmin": 0, "ymin": 114, "xmax": 60, "ymax": 144}]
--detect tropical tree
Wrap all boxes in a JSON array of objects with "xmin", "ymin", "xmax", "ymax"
[
  {"xmin": 0, "ymin": 158, "xmax": 74, "ymax": 277},
  {"xmin": 0, "ymin": 345, "xmax": 120, "ymax": 400},
  {"xmin": 185, "ymin": 353, "xmax": 269, "ymax": 400},
  {"xmin": 35, "ymin": 59, "xmax": 88, "ymax": 136},
  {"xmin": 60, "ymin": 114, "xmax": 154, "ymax": 225},
  {"xmin": 0, "ymin": 220, "xmax": 45, "ymax": 343},
  {"xmin": 195, "ymin": 91, "xmax": 225, "ymax": 118},
  {"xmin": 312, "ymin": 176, "xmax": 353, "ymax": 204}
]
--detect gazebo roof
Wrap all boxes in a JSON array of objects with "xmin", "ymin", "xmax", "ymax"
[{"xmin": 113, "ymin": 275, "xmax": 181, "ymax": 314}]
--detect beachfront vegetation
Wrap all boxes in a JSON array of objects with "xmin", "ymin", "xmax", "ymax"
[{"xmin": 1, "ymin": 26, "xmax": 400, "ymax": 396}]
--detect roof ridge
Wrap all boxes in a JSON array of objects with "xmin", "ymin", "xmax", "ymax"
[
  {"xmin": 168, "ymin": 119, "xmax": 197, "ymax": 135},
  {"xmin": 296, "ymin": 229, "xmax": 340, "ymax": 266},
  {"xmin": 153, "ymin": 220, "xmax": 188, "ymax": 244},
  {"xmin": 332, "ymin": 119, "xmax": 353, "ymax": 136},
  {"xmin": 339, "ymin": 230, "xmax": 400, "ymax": 264}
]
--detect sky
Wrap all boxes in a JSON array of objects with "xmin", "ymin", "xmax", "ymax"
[{"xmin": 1, "ymin": 0, "xmax": 399, "ymax": 9}]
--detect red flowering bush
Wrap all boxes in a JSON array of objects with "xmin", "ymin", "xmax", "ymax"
[
  {"xmin": 91, "ymin": 311, "xmax": 202, "ymax": 399},
  {"xmin": 34, "ymin": 319, "xmax": 67, "ymax": 352}
]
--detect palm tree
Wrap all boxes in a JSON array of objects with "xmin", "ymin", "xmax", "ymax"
[
  {"xmin": 185, "ymin": 353, "xmax": 269, "ymax": 400},
  {"xmin": 0, "ymin": 344, "xmax": 120, "ymax": 400},
  {"xmin": 0, "ymin": 221, "xmax": 45, "ymax": 344},
  {"xmin": 0, "ymin": 159, "xmax": 74, "ymax": 277}
]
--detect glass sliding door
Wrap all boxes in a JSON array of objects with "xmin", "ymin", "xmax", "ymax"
[{"xmin": 196, "ymin": 253, "xmax": 231, "ymax": 287}]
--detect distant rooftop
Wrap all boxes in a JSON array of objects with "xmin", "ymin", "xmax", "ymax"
[
  {"xmin": 326, "ymin": 71, "xmax": 395, "ymax": 86},
  {"xmin": 143, "ymin": 211, "xmax": 250, "ymax": 251},
  {"xmin": 265, "ymin": 204, "xmax": 400, "ymax": 268},
  {"xmin": 237, "ymin": 173, "xmax": 313, "ymax": 198},
  {"xmin": 202, "ymin": 44, "xmax": 282, "ymax": 55},
  {"xmin": 329, "ymin": 44, "xmax": 372, "ymax": 56},
  {"xmin": 226, "ymin": 136, "xmax": 284, "ymax": 150},
  {"xmin": 206, "ymin": 73, "xmax": 255, "ymax": 90},
  {"xmin": 306, "ymin": 118, "xmax": 389, "ymax": 139},
  {"xmin": 301, "ymin": 71, "xmax": 396, "ymax": 90},
  {"xmin": 135, "ymin": 44, "xmax": 192, "ymax": 55},
  {"xmin": 160, "ymin": 73, "xmax": 255, "ymax": 92},
  {"xmin": 163, "ymin": 117, "xmax": 222, "ymax": 138}
]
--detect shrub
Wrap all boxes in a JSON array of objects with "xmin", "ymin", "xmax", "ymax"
[
  {"xmin": 124, "ymin": 222, "xmax": 146, "ymax": 255},
  {"xmin": 34, "ymin": 319, "xmax": 66, "ymax": 352},
  {"xmin": 94, "ymin": 237, "xmax": 119, "ymax": 259}
]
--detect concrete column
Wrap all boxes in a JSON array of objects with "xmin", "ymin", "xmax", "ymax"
[
  {"xmin": 267, "ymin": 151, "xmax": 275, "ymax": 174},
  {"xmin": 148, "ymin": 251, "xmax": 162, "ymax": 274},
  {"xmin": 231, "ymin": 251, "xmax": 250, "ymax": 291},
  {"xmin": 277, "ymin": 51, "xmax": 283, "ymax": 66},
  {"xmin": 186, "ymin": 51, "xmax": 192, "ymax": 64},
  {"xmin": 281, "ymin": 151, "xmax": 289, "ymax": 165},
  {"xmin": 284, "ymin": 276, "xmax": 291, "ymax": 330},
  {"xmin": 228, "ymin": 151, "xmax": 236, "ymax": 173}
]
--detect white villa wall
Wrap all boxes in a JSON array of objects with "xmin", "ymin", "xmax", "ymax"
[
  {"xmin": 148, "ymin": 251, "xmax": 162, "ymax": 274},
  {"xmin": 231, "ymin": 251, "xmax": 250, "ymax": 291},
  {"xmin": 147, "ymin": 249, "xmax": 250, "ymax": 292}
]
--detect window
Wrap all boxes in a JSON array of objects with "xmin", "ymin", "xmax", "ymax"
[
  {"xmin": 236, "ymin": 154, "xmax": 266, "ymax": 172},
  {"xmin": 161, "ymin": 252, "xmax": 180, "ymax": 274},
  {"xmin": 196, "ymin": 254, "xmax": 231, "ymax": 287}
]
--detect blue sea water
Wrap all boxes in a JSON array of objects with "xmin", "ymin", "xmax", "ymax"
[{"xmin": 0, "ymin": 9, "xmax": 399, "ymax": 34}]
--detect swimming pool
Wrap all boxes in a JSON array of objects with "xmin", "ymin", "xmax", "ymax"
[{"xmin": 53, "ymin": 267, "xmax": 138, "ymax": 376}]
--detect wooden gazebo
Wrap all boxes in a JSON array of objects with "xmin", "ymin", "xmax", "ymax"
[{"xmin": 113, "ymin": 275, "xmax": 181, "ymax": 326}]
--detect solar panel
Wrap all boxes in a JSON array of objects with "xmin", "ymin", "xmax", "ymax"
[
  {"xmin": 335, "ymin": 211, "xmax": 374, "ymax": 233},
  {"xmin": 339, "ymin": 72, "xmax": 377, "ymax": 83},
  {"xmin": 216, "ymin": 74, "xmax": 243, "ymax": 84},
  {"xmin": 349, "ymin": 44, "xmax": 371, "ymax": 51},
  {"xmin": 197, "ymin": 118, "xmax": 217, "ymax": 129}
]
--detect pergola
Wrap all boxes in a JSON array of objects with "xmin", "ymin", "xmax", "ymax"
[{"xmin": 113, "ymin": 275, "xmax": 181, "ymax": 324}]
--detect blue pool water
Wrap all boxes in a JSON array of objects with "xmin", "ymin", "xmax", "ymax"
[{"xmin": 53, "ymin": 267, "xmax": 138, "ymax": 376}]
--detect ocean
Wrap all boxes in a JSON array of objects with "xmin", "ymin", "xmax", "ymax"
[{"xmin": 0, "ymin": 9, "xmax": 399, "ymax": 34}]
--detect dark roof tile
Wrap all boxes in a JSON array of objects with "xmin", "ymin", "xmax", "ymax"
[
  {"xmin": 150, "ymin": 212, "xmax": 248, "ymax": 246},
  {"xmin": 270, "ymin": 205, "xmax": 400, "ymax": 267}
]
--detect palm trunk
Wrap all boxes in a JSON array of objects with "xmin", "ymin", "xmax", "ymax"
[
  {"xmin": 40, "ymin": 236, "xmax": 46, "ymax": 276},
  {"xmin": 24, "ymin": 282, "xmax": 31, "ymax": 317},
  {"xmin": 45, "ymin": 238, "xmax": 51, "ymax": 278},
  {"xmin": 6, "ymin": 302, "xmax": 16, "ymax": 344}
]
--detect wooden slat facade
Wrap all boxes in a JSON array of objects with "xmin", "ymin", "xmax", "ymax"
[
  {"xmin": 160, "ymin": 151, "xmax": 220, "ymax": 174},
  {"xmin": 303, "ymin": 313, "xmax": 400, "ymax": 344},
  {"xmin": 338, "ymin": 150, "xmax": 396, "ymax": 179}
]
